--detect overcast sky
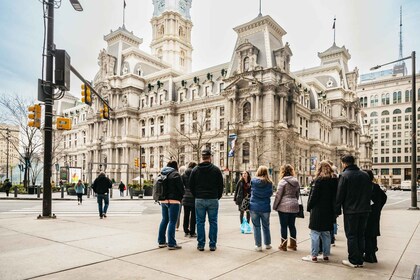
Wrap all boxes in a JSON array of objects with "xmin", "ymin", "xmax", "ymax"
[{"xmin": 1, "ymin": 0, "xmax": 419, "ymax": 100}]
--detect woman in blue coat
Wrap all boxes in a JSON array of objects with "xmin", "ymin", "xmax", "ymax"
[{"xmin": 250, "ymin": 166, "xmax": 274, "ymax": 252}]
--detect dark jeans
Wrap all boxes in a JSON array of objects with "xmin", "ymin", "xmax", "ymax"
[
  {"xmin": 240, "ymin": 210, "xmax": 250, "ymax": 224},
  {"xmin": 344, "ymin": 213, "xmax": 369, "ymax": 265},
  {"xmin": 183, "ymin": 205, "xmax": 196, "ymax": 235},
  {"xmin": 97, "ymin": 194, "xmax": 109, "ymax": 217},
  {"xmin": 158, "ymin": 203, "xmax": 180, "ymax": 247},
  {"xmin": 278, "ymin": 212, "xmax": 297, "ymax": 239},
  {"xmin": 365, "ymin": 235, "xmax": 378, "ymax": 255},
  {"xmin": 195, "ymin": 199, "xmax": 219, "ymax": 248},
  {"xmin": 77, "ymin": 193, "xmax": 83, "ymax": 203}
]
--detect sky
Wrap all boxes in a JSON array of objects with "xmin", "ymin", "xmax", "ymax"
[{"xmin": 0, "ymin": 0, "xmax": 419, "ymax": 100}]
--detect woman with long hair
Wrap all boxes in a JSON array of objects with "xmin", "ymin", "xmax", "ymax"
[
  {"xmin": 234, "ymin": 171, "xmax": 251, "ymax": 224},
  {"xmin": 249, "ymin": 166, "xmax": 273, "ymax": 251},
  {"xmin": 302, "ymin": 161, "xmax": 338, "ymax": 262},
  {"xmin": 273, "ymin": 164, "xmax": 300, "ymax": 251}
]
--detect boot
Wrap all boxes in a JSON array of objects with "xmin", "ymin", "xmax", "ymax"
[
  {"xmin": 278, "ymin": 238, "xmax": 287, "ymax": 251},
  {"xmin": 288, "ymin": 237, "xmax": 297, "ymax": 251}
]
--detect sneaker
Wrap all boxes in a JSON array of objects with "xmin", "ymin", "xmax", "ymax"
[
  {"xmin": 190, "ymin": 233, "xmax": 197, "ymax": 238},
  {"xmin": 357, "ymin": 264, "xmax": 364, "ymax": 268},
  {"xmin": 158, "ymin": 243, "xmax": 168, "ymax": 248},
  {"xmin": 302, "ymin": 255, "xmax": 317, "ymax": 263},
  {"xmin": 100, "ymin": 215, "xmax": 103, "ymax": 219},
  {"xmin": 197, "ymin": 246, "xmax": 204, "ymax": 251},
  {"xmin": 342, "ymin": 260, "xmax": 357, "ymax": 268},
  {"xmin": 331, "ymin": 243, "xmax": 336, "ymax": 247},
  {"xmin": 323, "ymin": 256, "xmax": 329, "ymax": 261},
  {"xmin": 103, "ymin": 214, "xmax": 107, "ymax": 218},
  {"xmin": 265, "ymin": 245, "xmax": 272, "ymax": 250},
  {"xmin": 168, "ymin": 245, "xmax": 182, "ymax": 250},
  {"xmin": 255, "ymin": 246, "xmax": 263, "ymax": 252},
  {"xmin": 210, "ymin": 247, "xmax": 217, "ymax": 251}
]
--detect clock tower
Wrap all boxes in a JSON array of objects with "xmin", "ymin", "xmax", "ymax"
[{"xmin": 151, "ymin": 0, "xmax": 193, "ymax": 73}]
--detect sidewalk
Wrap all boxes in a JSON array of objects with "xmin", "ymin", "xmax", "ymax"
[{"xmin": 0, "ymin": 205, "xmax": 419, "ymax": 279}]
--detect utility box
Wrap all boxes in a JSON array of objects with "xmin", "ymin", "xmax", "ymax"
[{"xmin": 55, "ymin": 49, "xmax": 71, "ymax": 91}]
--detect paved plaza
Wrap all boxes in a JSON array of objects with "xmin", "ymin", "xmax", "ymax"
[{"xmin": 0, "ymin": 192, "xmax": 419, "ymax": 280}]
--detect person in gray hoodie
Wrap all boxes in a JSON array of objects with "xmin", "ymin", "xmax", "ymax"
[{"xmin": 273, "ymin": 164, "xmax": 301, "ymax": 251}]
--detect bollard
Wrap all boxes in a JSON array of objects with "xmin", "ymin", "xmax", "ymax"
[
  {"xmin": 14, "ymin": 186, "xmax": 17, "ymax": 197},
  {"xmin": 130, "ymin": 187, "xmax": 133, "ymax": 199},
  {"xmin": 37, "ymin": 185, "xmax": 41, "ymax": 198},
  {"xmin": 61, "ymin": 186, "xmax": 64, "ymax": 198},
  {"xmin": 110, "ymin": 187, "xmax": 113, "ymax": 198},
  {"xmin": 87, "ymin": 186, "xmax": 90, "ymax": 198}
]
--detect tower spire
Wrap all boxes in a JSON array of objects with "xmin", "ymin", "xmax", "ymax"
[
  {"xmin": 258, "ymin": 0, "xmax": 262, "ymax": 17},
  {"xmin": 399, "ymin": 5, "xmax": 403, "ymax": 59},
  {"xmin": 393, "ymin": 6, "xmax": 407, "ymax": 76}
]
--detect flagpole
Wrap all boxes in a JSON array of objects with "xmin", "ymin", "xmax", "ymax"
[
  {"xmin": 333, "ymin": 16, "xmax": 336, "ymax": 44},
  {"xmin": 123, "ymin": 0, "xmax": 126, "ymax": 28}
]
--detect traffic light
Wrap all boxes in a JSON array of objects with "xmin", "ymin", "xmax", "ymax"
[
  {"xmin": 141, "ymin": 162, "xmax": 146, "ymax": 169},
  {"xmin": 100, "ymin": 103, "xmax": 110, "ymax": 120},
  {"xmin": 56, "ymin": 117, "xmax": 72, "ymax": 130},
  {"xmin": 28, "ymin": 104, "xmax": 41, "ymax": 128},
  {"xmin": 81, "ymin": 83, "xmax": 92, "ymax": 105},
  {"xmin": 134, "ymin": 158, "xmax": 139, "ymax": 167}
]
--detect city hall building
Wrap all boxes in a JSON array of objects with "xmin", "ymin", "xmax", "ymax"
[{"xmin": 56, "ymin": 0, "xmax": 371, "ymax": 186}]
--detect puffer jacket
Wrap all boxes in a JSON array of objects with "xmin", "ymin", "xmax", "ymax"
[
  {"xmin": 249, "ymin": 178, "xmax": 273, "ymax": 213},
  {"xmin": 160, "ymin": 166, "xmax": 184, "ymax": 202},
  {"xmin": 273, "ymin": 176, "xmax": 300, "ymax": 213}
]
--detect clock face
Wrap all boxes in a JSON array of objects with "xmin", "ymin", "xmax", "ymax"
[
  {"xmin": 157, "ymin": 0, "xmax": 165, "ymax": 12},
  {"xmin": 179, "ymin": 0, "xmax": 186, "ymax": 12}
]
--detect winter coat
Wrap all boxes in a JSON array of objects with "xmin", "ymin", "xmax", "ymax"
[
  {"xmin": 249, "ymin": 178, "xmax": 273, "ymax": 213},
  {"xmin": 75, "ymin": 183, "xmax": 85, "ymax": 194},
  {"xmin": 92, "ymin": 175, "xmax": 112, "ymax": 194},
  {"xmin": 307, "ymin": 177, "xmax": 338, "ymax": 231},
  {"xmin": 189, "ymin": 162, "xmax": 224, "ymax": 200},
  {"xmin": 4, "ymin": 181, "xmax": 12, "ymax": 191},
  {"xmin": 182, "ymin": 167, "xmax": 195, "ymax": 207},
  {"xmin": 160, "ymin": 167, "xmax": 184, "ymax": 202},
  {"xmin": 119, "ymin": 182, "xmax": 125, "ymax": 192},
  {"xmin": 273, "ymin": 176, "xmax": 300, "ymax": 213},
  {"xmin": 365, "ymin": 182, "xmax": 387, "ymax": 237},
  {"xmin": 336, "ymin": 165, "xmax": 372, "ymax": 215},
  {"xmin": 234, "ymin": 180, "xmax": 251, "ymax": 210}
]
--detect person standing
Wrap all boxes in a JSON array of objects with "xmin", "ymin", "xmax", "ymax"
[
  {"xmin": 234, "ymin": 171, "xmax": 251, "ymax": 224},
  {"xmin": 181, "ymin": 162, "xmax": 197, "ymax": 237},
  {"xmin": 302, "ymin": 161, "xmax": 338, "ymax": 263},
  {"xmin": 189, "ymin": 149, "xmax": 224, "ymax": 252},
  {"xmin": 363, "ymin": 169, "xmax": 387, "ymax": 263},
  {"xmin": 118, "ymin": 181, "xmax": 125, "ymax": 197},
  {"xmin": 92, "ymin": 172, "xmax": 113, "ymax": 219},
  {"xmin": 273, "ymin": 164, "xmax": 300, "ymax": 251},
  {"xmin": 176, "ymin": 166, "xmax": 187, "ymax": 231},
  {"xmin": 157, "ymin": 161, "xmax": 184, "ymax": 250},
  {"xmin": 249, "ymin": 166, "xmax": 273, "ymax": 252},
  {"xmin": 336, "ymin": 155, "xmax": 372, "ymax": 268},
  {"xmin": 74, "ymin": 179, "xmax": 85, "ymax": 205},
  {"xmin": 4, "ymin": 179, "xmax": 12, "ymax": 197}
]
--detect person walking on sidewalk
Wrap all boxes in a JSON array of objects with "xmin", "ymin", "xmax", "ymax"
[
  {"xmin": 157, "ymin": 161, "xmax": 184, "ymax": 250},
  {"xmin": 273, "ymin": 164, "xmax": 300, "ymax": 251},
  {"xmin": 234, "ymin": 170, "xmax": 251, "ymax": 224},
  {"xmin": 362, "ymin": 169, "xmax": 387, "ymax": 263},
  {"xmin": 336, "ymin": 155, "xmax": 372, "ymax": 268},
  {"xmin": 181, "ymin": 161, "xmax": 197, "ymax": 238},
  {"xmin": 302, "ymin": 161, "xmax": 338, "ymax": 263},
  {"xmin": 75, "ymin": 180, "xmax": 85, "ymax": 205},
  {"xmin": 189, "ymin": 149, "xmax": 224, "ymax": 252},
  {"xmin": 250, "ymin": 166, "xmax": 273, "ymax": 252},
  {"xmin": 92, "ymin": 172, "xmax": 113, "ymax": 219},
  {"xmin": 118, "ymin": 181, "xmax": 125, "ymax": 197},
  {"xmin": 4, "ymin": 179, "xmax": 12, "ymax": 197}
]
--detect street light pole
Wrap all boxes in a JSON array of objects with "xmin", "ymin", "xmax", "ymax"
[{"xmin": 371, "ymin": 51, "xmax": 418, "ymax": 210}]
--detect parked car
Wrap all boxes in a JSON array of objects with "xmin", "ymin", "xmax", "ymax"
[
  {"xmin": 390, "ymin": 185, "xmax": 401, "ymax": 190},
  {"xmin": 401, "ymin": 180, "xmax": 411, "ymax": 191},
  {"xmin": 299, "ymin": 187, "xmax": 309, "ymax": 196}
]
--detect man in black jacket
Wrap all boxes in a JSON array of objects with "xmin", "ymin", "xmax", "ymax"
[
  {"xmin": 189, "ymin": 149, "xmax": 224, "ymax": 251},
  {"xmin": 336, "ymin": 155, "xmax": 372, "ymax": 268},
  {"xmin": 92, "ymin": 172, "xmax": 113, "ymax": 219}
]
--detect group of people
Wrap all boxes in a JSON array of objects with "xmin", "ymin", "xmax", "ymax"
[{"xmin": 233, "ymin": 155, "xmax": 386, "ymax": 268}]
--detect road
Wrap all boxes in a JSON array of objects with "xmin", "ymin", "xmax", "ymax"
[{"xmin": 0, "ymin": 190, "xmax": 414, "ymax": 216}]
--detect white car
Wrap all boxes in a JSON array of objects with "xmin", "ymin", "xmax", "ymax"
[{"xmin": 300, "ymin": 187, "xmax": 309, "ymax": 196}]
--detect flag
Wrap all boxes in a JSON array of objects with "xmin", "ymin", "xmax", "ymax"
[
  {"xmin": 332, "ymin": 17, "xmax": 336, "ymax": 29},
  {"xmin": 124, "ymin": 0, "xmax": 126, "ymax": 8}
]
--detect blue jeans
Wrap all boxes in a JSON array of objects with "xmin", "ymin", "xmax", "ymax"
[
  {"xmin": 311, "ymin": 230, "xmax": 331, "ymax": 257},
  {"xmin": 97, "ymin": 194, "xmax": 109, "ymax": 216},
  {"xmin": 195, "ymin": 199, "xmax": 219, "ymax": 248},
  {"xmin": 250, "ymin": 211, "xmax": 271, "ymax": 247},
  {"xmin": 158, "ymin": 203, "xmax": 180, "ymax": 247},
  {"xmin": 278, "ymin": 212, "xmax": 297, "ymax": 239}
]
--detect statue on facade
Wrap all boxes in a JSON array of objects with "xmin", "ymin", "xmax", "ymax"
[
  {"xmin": 122, "ymin": 94, "xmax": 128, "ymax": 107},
  {"xmin": 98, "ymin": 49, "xmax": 116, "ymax": 79}
]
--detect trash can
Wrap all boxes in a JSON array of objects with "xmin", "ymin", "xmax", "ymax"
[{"xmin": 28, "ymin": 185, "xmax": 36, "ymax": 194}]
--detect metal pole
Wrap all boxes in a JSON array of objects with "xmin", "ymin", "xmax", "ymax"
[
  {"xmin": 139, "ymin": 145, "xmax": 142, "ymax": 189},
  {"xmin": 226, "ymin": 122, "xmax": 230, "ymax": 194},
  {"xmin": 41, "ymin": 0, "xmax": 54, "ymax": 217},
  {"xmin": 6, "ymin": 129, "xmax": 9, "ymax": 179},
  {"xmin": 409, "ymin": 51, "xmax": 418, "ymax": 210}
]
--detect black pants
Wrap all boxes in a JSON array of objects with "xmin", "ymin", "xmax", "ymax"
[
  {"xmin": 183, "ymin": 205, "xmax": 196, "ymax": 235},
  {"xmin": 344, "ymin": 213, "xmax": 369, "ymax": 265},
  {"xmin": 240, "ymin": 210, "xmax": 250, "ymax": 224},
  {"xmin": 364, "ymin": 235, "xmax": 377, "ymax": 255},
  {"xmin": 77, "ymin": 193, "xmax": 83, "ymax": 203},
  {"xmin": 5, "ymin": 189, "xmax": 9, "ymax": 197}
]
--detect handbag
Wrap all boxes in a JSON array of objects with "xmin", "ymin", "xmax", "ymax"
[
  {"xmin": 239, "ymin": 194, "xmax": 250, "ymax": 211},
  {"xmin": 297, "ymin": 194, "xmax": 304, "ymax": 218}
]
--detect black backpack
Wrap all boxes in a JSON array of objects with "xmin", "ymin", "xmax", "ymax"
[{"xmin": 153, "ymin": 173, "xmax": 168, "ymax": 202}]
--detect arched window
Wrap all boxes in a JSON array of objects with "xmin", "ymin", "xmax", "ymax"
[
  {"xmin": 393, "ymin": 91, "xmax": 402, "ymax": 103},
  {"xmin": 159, "ymin": 25, "xmax": 164, "ymax": 36},
  {"xmin": 393, "ymin": 109, "xmax": 401, "ymax": 114},
  {"xmin": 242, "ymin": 102, "xmax": 251, "ymax": 123},
  {"xmin": 180, "ymin": 50, "xmax": 185, "ymax": 66},
  {"xmin": 157, "ymin": 49, "xmax": 163, "ymax": 60},
  {"xmin": 371, "ymin": 95, "xmax": 379, "ymax": 107},
  {"xmin": 178, "ymin": 26, "xmax": 185, "ymax": 37},
  {"xmin": 381, "ymin": 110, "xmax": 389, "ymax": 116},
  {"xmin": 405, "ymin": 90, "xmax": 411, "ymax": 102},
  {"xmin": 405, "ymin": 107, "xmax": 412, "ymax": 113},
  {"xmin": 243, "ymin": 57, "xmax": 250, "ymax": 72},
  {"xmin": 381, "ymin": 93, "xmax": 390, "ymax": 105},
  {"xmin": 370, "ymin": 112, "xmax": 378, "ymax": 117},
  {"xmin": 242, "ymin": 142, "xmax": 250, "ymax": 164}
]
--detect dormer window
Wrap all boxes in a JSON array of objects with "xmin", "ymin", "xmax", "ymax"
[{"xmin": 243, "ymin": 57, "xmax": 250, "ymax": 71}]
